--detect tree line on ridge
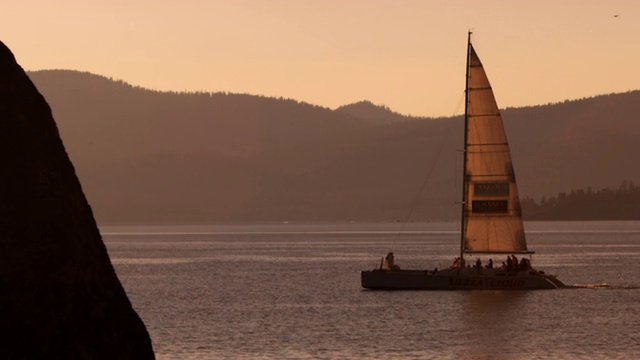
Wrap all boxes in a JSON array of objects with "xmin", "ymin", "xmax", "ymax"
[{"xmin": 521, "ymin": 181, "xmax": 640, "ymax": 220}]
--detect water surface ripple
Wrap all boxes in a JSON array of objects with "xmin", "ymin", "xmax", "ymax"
[{"xmin": 103, "ymin": 221, "xmax": 640, "ymax": 359}]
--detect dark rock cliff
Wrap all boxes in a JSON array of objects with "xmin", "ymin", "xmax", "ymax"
[{"xmin": 0, "ymin": 42, "xmax": 154, "ymax": 358}]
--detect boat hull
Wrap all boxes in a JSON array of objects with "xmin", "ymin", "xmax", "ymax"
[{"xmin": 361, "ymin": 268, "xmax": 566, "ymax": 290}]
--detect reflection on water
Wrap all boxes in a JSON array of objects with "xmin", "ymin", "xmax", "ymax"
[
  {"xmin": 457, "ymin": 291, "xmax": 530, "ymax": 358},
  {"xmin": 104, "ymin": 221, "xmax": 640, "ymax": 359}
]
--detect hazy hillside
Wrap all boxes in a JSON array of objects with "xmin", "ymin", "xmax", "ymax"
[
  {"xmin": 27, "ymin": 70, "xmax": 640, "ymax": 224},
  {"xmin": 335, "ymin": 101, "xmax": 420, "ymax": 124},
  {"xmin": 502, "ymin": 92, "xmax": 640, "ymax": 200}
]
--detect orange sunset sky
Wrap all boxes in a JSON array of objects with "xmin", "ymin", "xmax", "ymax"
[{"xmin": 2, "ymin": 0, "xmax": 639, "ymax": 116}]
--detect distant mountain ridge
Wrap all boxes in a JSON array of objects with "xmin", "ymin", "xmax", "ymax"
[
  {"xmin": 27, "ymin": 69, "xmax": 640, "ymax": 224},
  {"xmin": 335, "ymin": 101, "xmax": 424, "ymax": 124}
]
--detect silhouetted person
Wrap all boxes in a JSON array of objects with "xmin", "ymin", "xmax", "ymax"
[
  {"xmin": 385, "ymin": 252, "xmax": 400, "ymax": 271},
  {"xmin": 485, "ymin": 258, "xmax": 493, "ymax": 269}
]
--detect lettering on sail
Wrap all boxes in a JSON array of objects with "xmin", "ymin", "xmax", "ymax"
[
  {"xmin": 474, "ymin": 182, "xmax": 510, "ymax": 197},
  {"xmin": 472, "ymin": 200, "xmax": 508, "ymax": 213}
]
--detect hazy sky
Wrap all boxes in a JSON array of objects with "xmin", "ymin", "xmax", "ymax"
[{"xmin": 2, "ymin": 0, "xmax": 639, "ymax": 116}]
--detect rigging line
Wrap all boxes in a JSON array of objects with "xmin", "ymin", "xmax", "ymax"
[
  {"xmin": 452, "ymin": 91, "xmax": 466, "ymax": 200},
  {"xmin": 390, "ymin": 91, "xmax": 465, "ymax": 251}
]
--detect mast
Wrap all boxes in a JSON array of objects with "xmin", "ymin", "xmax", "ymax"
[{"xmin": 460, "ymin": 31, "xmax": 472, "ymax": 263}]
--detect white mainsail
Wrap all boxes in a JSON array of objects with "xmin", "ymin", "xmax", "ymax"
[{"xmin": 462, "ymin": 43, "xmax": 530, "ymax": 254}]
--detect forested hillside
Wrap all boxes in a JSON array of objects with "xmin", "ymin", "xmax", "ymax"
[
  {"xmin": 27, "ymin": 70, "xmax": 640, "ymax": 223},
  {"xmin": 522, "ymin": 181, "xmax": 640, "ymax": 220}
]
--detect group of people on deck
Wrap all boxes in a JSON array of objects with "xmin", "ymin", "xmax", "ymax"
[
  {"xmin": 452, "ymin": 254, "xmax": 532, "ymax": 272},
  {"xmin": 383, "ymin": 251, "xmax": 533, "ymax": 273},
  {"xmin": 503, "ymin": 254, "xmax": 532, "ymax": 272}
]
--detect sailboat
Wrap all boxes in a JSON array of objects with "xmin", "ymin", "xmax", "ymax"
[{"xmin": 361, "ymin": 33, "xmax": 566, "ymax": 290}]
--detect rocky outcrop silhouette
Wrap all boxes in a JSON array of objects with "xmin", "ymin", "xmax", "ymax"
[{"xmin": 0, "ymin": 42, "xmax": 154, "ymax": 358}]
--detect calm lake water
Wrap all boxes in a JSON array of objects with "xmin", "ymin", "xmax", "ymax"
[{"xmin": 102, "ymin": 221, "xmax": 640, "ymax": 359}]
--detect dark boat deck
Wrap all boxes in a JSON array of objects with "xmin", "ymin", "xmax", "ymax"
[{"xmin": 361, "ymin": 267, "xmax": 566, "ymax": 290}]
